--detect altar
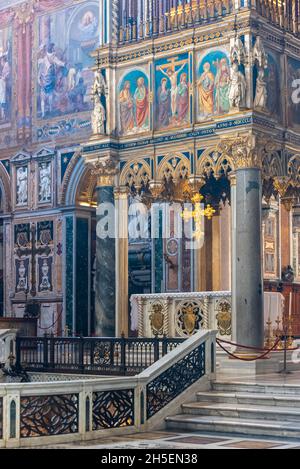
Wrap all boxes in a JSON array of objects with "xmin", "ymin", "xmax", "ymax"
[{"xmin": 130, "ymin": 291, "xmax": 285, "ymax": 344}]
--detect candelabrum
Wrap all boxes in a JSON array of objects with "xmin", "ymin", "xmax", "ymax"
[
  {"xmin": 274, "ymin": 316, "xmax": 284, "ymax": 350},
  {"xmin": 264, "ymin": 318, "xmax": 275, "ymax": 349}
]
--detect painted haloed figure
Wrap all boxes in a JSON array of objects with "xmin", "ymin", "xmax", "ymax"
[
  {"xmin": 119, "ymin": 80, "xmax": 134, "ymax": 135},
  {"xmin": 157, "ymin": 77, "xmax": 171, "ymax": 127},
  {"xmin": 38, "ymin": 43, "xmax": 65, "ymax": 118}
]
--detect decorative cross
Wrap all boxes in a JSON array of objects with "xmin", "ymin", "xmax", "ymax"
[
  {"xmin": 181, "ymin": 194, "xmax": 216, "ymax": 241},
  {"xmin": 16, "ymin": 223, "xmax": 51, "ymax": 297}
]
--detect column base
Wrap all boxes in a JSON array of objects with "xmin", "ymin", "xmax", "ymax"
[{"xmin": 217, "ymin": 350, "xmax": 300, "ymax": 377}]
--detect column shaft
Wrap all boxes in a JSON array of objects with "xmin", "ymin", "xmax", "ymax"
[
  {"xmin": 235, "ymin": 168, "xmax": 264, "ymax": 349},
  {"xmin": 95, "ymin": 185, "xmax": 116, "ymax": 337},
  {"xmin": 115, "ymin": 190, "xmax": 129, "ymax": 336}
]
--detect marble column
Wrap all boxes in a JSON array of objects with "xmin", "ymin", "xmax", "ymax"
[
  {"xmin": 212, "ymin": 213, "xmax": 221, "ymax": 291},
  {"xmin": 95, "ymin": 172, "xmax": 116, "ymax": 337},
  {"xmin": 235, "ymin": 166, "xmax": 264, "ymax": 349},
  {"xmin": 229, "ymin": 173, "xmax": 237, "ymax": 342},
  {"xmin": 115, "ymin": 187, "xmax": 129, "ymax": 337}
]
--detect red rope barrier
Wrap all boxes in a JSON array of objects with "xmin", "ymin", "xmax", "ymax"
[
  {"xmin": 217, "ymin": 337, "xmax": 278, "ymax": 352},
  {"xmin": 216, "ymin": 338, "xmax": 281, "ymax": 362}
]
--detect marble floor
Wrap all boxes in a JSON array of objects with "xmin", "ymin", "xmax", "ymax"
[{"xmin": 33, "ymin": 431, "xmax": 300, "ymax": 450}]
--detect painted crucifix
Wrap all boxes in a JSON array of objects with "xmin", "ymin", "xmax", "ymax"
[{"xmin": 157, "ymin": 56, "xmax": 189, "ymax": 120}]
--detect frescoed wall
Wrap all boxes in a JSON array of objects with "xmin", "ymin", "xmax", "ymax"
[
  {"xmin": 36, "ymin": 2, "xmax": 99, "ymax": 120},
  {"xmin": 155, "ymin": 53, "xmax": 190, "ymax": 130},
  {"xmin": 196, "ymin": 48, "xmax": 230, "ymax": 121},
  {"xmin": 265, "ymin": 52, "xmax": 282, "ymax": 120},
  {"xmin": 117, "ymin": 67, "xmax": 150, "ymax": 136},
  {"xmin": 287, "ymin": 57, "xmax": 300, "ymax": 132},
  {"xmin": 0, "ymin": 25, "xmax": 12, "ymax": 128}
]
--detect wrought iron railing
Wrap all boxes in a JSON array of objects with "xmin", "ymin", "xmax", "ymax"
[
  {"xmin": 0, "ymin": 330, "xmax": 216, "ymax": 447},
  {"xmin": 16, "ymin": 336, "xmax": 184, "ymax": 376}
]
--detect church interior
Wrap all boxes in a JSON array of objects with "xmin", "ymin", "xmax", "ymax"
[{"xmin": 0, "ymin": 0, "xmax": 300, "ymax": 451}]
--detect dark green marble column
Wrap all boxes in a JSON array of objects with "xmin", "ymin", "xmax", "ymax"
[{"xmin": 95, "ymin": 184, "xmax": 116, "ymax": 337}]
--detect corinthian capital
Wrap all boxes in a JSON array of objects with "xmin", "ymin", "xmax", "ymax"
[
  {"xmin": 92, "ymin": 158, "xmax": 118, "ymax": 187},
  {"xmin": 218, "ymin": 134, "xmax": 262, "ymax": 170}
]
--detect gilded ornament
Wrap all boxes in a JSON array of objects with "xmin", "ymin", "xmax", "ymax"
[
  {"xmin": 216, "ymin": 302, "xmax": 232, "ymax": 336},
  {"xmin": 182, "ymin": 304, "xmax": 197, "ymax": 335},
  {"xmin": 149, "ymin": 304, "xmax": 164, "ymax": 335}
]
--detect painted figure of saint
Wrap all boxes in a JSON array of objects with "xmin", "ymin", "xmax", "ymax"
[
  {"xmin": 254, "ymin": 68, "xmax": 268, "ymax": 111},
  {"xmin": 158, "ymin": 64, "xmax": 186, "ymax": 119},
  {"xmin": 134, "ymin": 77, "xmax": 149, "ymax": 129},
  {"xmin": 157, "ymin": 78, "xmax": 171, "ymax": 128},
  {"xmin": 215, "ymin": 58, "xmax": 230, "ymax": 113},
  {"xmin": 0, "ymin": 56, "xmax": 10, "ymax": 121},
  {"xmin": 267, "ymin": 62, "xmax": 279, "ymax": 115},
  {"xmin": 198, "ymin": 62, "xmax": 215, "ymax": 117},
  {"xmin": 177, "ymin": 73, "xmax": 189, "ymax": 123},
  {"xmin": 78, "ymin": 10, "xmax": 98, "ymax": 40},
  {"xmin": 38, "ymin": 43, "xmax": 66, "ymax": 118},
  {"xmin": 119, "ymin": 81, "xmax": 134, "ymax": 135}
]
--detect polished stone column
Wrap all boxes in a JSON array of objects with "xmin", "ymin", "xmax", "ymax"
[
  {"xmin": 220, "ymin": 135, "xmax": 264, "ymax": 350},
  {"xmin": 229, "ymin": 173, "xmax": 237, "ymax": 342},
  {"xmin": 115, "ymin": 187, "xmax": 129, "ymax": 337},
  {"xmin": 95, "ymin": 169, "xmax": 116, "ymax": 337},
  {"xmin": 235, "ymin": 166, "xmax": 264, "ymax": 349}
]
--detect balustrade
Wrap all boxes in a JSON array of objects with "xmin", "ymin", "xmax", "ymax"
[{"xmin": 117, "ymin": 1, "xmax": 299, "ymax": 44}]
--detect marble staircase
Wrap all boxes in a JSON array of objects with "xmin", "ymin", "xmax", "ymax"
[{"xmin": 166, "ymin": 381, "xmax": 300, "ymax": 439}]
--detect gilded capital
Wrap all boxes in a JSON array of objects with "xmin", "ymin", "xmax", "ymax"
[
  {"xmin": 218, "ymin": 134, "xmax": 262, "ymax": 170},
  {"xmin": 114, "ymin": 186, "xmax": 130, "ymax": 201},
  {"xmin": 92, "ymin": 158, "xmax": 118, "ymax": 187}
]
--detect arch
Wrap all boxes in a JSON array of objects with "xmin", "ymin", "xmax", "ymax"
[
  {"xmin": 197, "ymin": 147, "xmax": 234, "ymax": 179},
  {"xmin": 157, "ymin": 152, "xmax": 191, "ymax": 183},
  {"xmin": 60, "ymin": 151, "xmax": 83, "ymax": 206},
  {"xmin": 119, "ymin": 159, "xmax": 151, "ymax": 189},
  {"xmin": 0, "ymin": 162, "xmax": 11, "ymax": 213},
  {"xmin": 288, "ymin": 153, "xmax": 300, "ymax": 185}
]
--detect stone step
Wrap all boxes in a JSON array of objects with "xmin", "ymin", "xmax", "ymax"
[
  {"xmin": 182, "ymin": 401, "xmax": 300, "ymax": 422},
  {"xmin": 196, "ymin": 391, "xmax": 300, "ymax": 407},
  {"xmin": 213, "ymin": 381, "xmax": 300, "ymax": 396},
  {"xmin": 165, "ymin": 414, "xmax": 300, "ymax": 439}
]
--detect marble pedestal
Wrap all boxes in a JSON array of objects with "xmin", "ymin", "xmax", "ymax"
[{"xmin": 217, "ymin": 350, "xmax": 300, "ymax": 377}]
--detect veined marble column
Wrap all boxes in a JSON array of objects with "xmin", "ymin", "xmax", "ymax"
[
  {"xmin": 115, "ymin": 187, "xmax": 129, "ymax": 337},
  {"xmin": 229, "ymin": 173, "xmax": 237, "ymax": 342},
  {"xmin": 235, "ymin": 155, "xmax": 264, "ymax": 349},
  {"xmin": 95, "ymin": 165, "xmax": 117, "ymax": 337}
]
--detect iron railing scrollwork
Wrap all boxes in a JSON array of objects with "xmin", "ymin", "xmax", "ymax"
[
  {"xmin": 146, "ymin": 342, "xmax": 206, "ymax": 419},
  {"xmin": 16, "ymin": 336, "xmax": 184, "ymax": 376},
  {"xmin": 20, "ymin": 394, "xmax": 79, "ymax": 438},
  {"xmin": 92, "ymin": 389, "xmax": 135, "ymax": 430}
]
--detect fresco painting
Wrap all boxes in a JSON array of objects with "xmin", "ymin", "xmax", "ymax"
[
  {"xmin": 155, "ymin": 53, "xmax": 190, "ymax": 130},
  {"xmin": 287, "ymin": 57, "xmax": 300, "ymax": 131},
  {"xmin": 37, "ymin": 2, "xmax": 99, "ymax": 120},
  {"xmin": 118, "ymin": 69, "xmax": 150, "ymax": 136},
  {"xmin": 197, "ymin": 49, "xmax": 230, "ymax": 120},
  {"xmin": 0, "ymin": 25, "xmax": 12, "ymax": 126}
]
